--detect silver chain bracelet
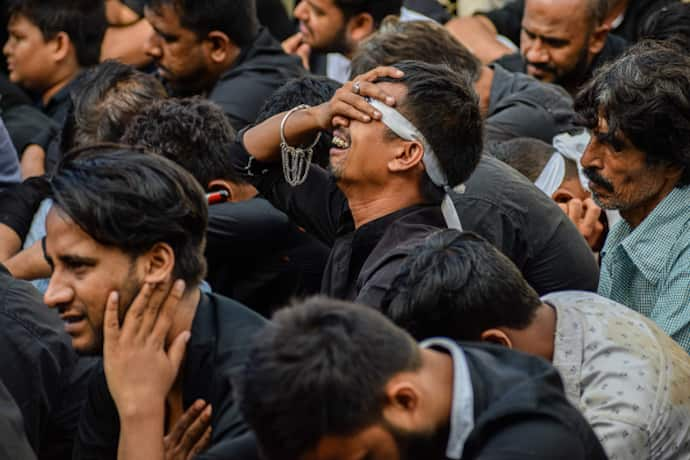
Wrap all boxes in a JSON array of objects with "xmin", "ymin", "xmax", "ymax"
[{"xmin": 280, "ymin": 104, "xmax": 322, "ymax": 187}]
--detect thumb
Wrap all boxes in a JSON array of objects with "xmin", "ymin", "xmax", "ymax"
[
  {"xmin": 296, "ymin": 43, "xmax": 311, "ymax": 70},
  {"xmin": 168, "ymin": 330, "xmax": 191, "ymax": 375},
  {"xmin": 282, "ymin": 32, "xmax": 303, "ymax": 53}
]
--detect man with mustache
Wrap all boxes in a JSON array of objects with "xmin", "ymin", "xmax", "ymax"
[{"xmin": 575, "ymin": 41, "xmax": 690, "ymax": 351}]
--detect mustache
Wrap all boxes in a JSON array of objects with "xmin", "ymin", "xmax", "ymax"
[
  {"xmin": 584, "ymin": 167, "xmax": 615, "ymax": 192},
  {"xmin": 525, "ymin": 61, "xmax": 557, "ymax": 74}
]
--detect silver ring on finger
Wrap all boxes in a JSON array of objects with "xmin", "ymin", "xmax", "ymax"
[{"xmin": 352, "ymin": 80, "xmax": 361, "ymax": 95}]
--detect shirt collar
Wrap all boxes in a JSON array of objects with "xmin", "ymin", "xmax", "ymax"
[
  {"xmin": 420, "ymin": 338, "xmax": 475, "ymax": 460},
  {"xmin": 603, "ymin": 186, "xmax": 690, "ymax": 282}
]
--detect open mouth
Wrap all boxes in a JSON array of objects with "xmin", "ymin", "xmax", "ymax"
[{"xmin": 331, "ymin": 129, "xmax": 351, "ymax": 151}]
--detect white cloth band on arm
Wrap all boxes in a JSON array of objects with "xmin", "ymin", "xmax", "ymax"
[
  {"xmin": 534, "ymin": 152, "xmax": 566, "ymax": 197},
  {"xmin": 367, "ymin": 98, "xmax": 463, "ymax": 231}
]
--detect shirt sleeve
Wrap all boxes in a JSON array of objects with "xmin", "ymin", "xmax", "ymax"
[
  {"xmin": 0, "ymin": 176, "xmax": 52, "ymax": 242},
  {"xmin": 654, "ymin": 245, "xmax": 690, "ymax": 351},
  {"xmin": 229, "ymin": 137, "xmax": 349, "ymax": 246},
  {"xmin": 0, "ymin": 380, "xmax": 37, "ymax": 460},
  {"xmin": 587, "ymin": 418, "xmax": 650, "ymax": 460}
]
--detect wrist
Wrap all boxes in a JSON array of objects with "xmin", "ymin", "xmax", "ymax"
[{"xmin": 117, "ymin": 398, "xmax": 166, "ymax": 421}]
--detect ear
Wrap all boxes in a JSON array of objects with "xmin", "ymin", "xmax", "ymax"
[
  {"xmin": 208, "ymin": 179, "xmax": 233, "ymax": 198},
  {"xmin": 388, "ymin": 140, "xmax": 425, "ymax": 174},
  {"xmin": 346, "ymin": 12, "xmax": 375, "ymax": 44},
  {"xmin": 204, "ymin": 30, "xmax": 239, "ymax": 64},
  {"xmin": 141, "ymin": 242, "xmax": 175, "ymax": 284},
  {"xmin": 381, "ymin": 379, "xmax": 421, "ymax": 431},
  {"xmin": 50, "ymin": 31, "xmax": 72, "ymax": 63},
  {"xmin": 551, "ymin": 187, "xmax": 576, "ymax": 204},
  {"xmin": 480, "ymin": 328, "xmax": 513, "ymax": 348},
  {"xmin": 587, "ymin": 24, "xmax": 609, "ymax": 56}
]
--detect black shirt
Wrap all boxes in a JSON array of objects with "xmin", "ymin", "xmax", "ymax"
[
  {"xmin": 430, "ymin": 341, "xmax": 607, "ymax": 459},
  {"xmin": 208, "ymin": 28, "xmax": 305, "ymax": 131},
  {"xmin": 205, "ymin": 197, "xmax": 328, "ymax": 317},
  {"xmin": 0, "ymin": 176, "xmax": 51, "ymax": 243},
  {"xmin": 486, "ymin": 63, "xmax": 578, "ymax": 143},
  {"xmin": 73, "ymin": 291, "xmax": 266, "ymax": 460},
  {"xmin": 455, "ymin": 155, "xmax": 599, "ymax": 295},
  {"xmin": 0, "ymin": 264, "xmax": 97, "ymax": 460},
  {"xmin": 0, "ymin": 379, "xmax": 36, "ymax": 460}
]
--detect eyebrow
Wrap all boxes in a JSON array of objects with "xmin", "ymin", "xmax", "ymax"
[{"xmin": 521, "ymin": 26, "xmax": 569, "ymax": 46}]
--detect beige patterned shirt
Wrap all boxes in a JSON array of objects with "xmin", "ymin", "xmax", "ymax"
[{"xmin": 543, "ymin": 291, "xmax": 690, "ymax": 460}]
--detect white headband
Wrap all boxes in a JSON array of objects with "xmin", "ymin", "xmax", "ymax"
[
  {"xmin": 534, "ymin": 152, "xmax": 566, "ymax": 197},
  {"xmin": 367, "ymin": 98, "xmax": 463, "ymax": 230},
  {"xmin": 553, "ymin": 130, "xmax": 591, "ymax": 191}
]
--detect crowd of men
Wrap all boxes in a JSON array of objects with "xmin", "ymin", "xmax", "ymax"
[{"xmin": 0, "ymin": 0, "xmax": 688, "ymax": 459}]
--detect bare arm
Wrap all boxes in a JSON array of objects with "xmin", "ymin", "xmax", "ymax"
[
  {"xmin": 4, "ymin": 239, "xmax": 51, "ymax": 280},
  {"xmin": 0, "ymin": 223, "xmax": 22, "ymax": 261}
]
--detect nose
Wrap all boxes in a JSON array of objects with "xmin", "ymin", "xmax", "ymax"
[
  {"xmin": 44, "ymin": 274, "xmax": 74, "ymax": 309},
  {"xmin": 3, "ymin": 39, "xmax": 11, "ymax": 57},
  {"xmin": 525, "ymin": 38, "xmax": 549, "ymax": 64},
  {"xmin": 294, "ymin": 1, "xmax": 308, "ymax": 21},
  {"xmin": 581, "ymin": 135, "xmax": 603, "ymax": 170},
  {"xmin": 145, "ymin": 31, "xmax": 162, "ymax": 59}
]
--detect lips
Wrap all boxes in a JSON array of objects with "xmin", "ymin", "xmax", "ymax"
[
  {"xmin": 60, "ymin": 312, "xmax": 87, "ymax": 334},
  {"xmin": 331, "ymin": 129, "xmax": 351, "ymax": 151}
]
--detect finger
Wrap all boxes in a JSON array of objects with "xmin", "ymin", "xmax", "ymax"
[
  {"xmin": 296, "ymin": 44, "xmax": 311, "ymax": 71},
  {"xmin": 355, "ymin": 80, "xmax": 397, "ymax": 107},
  {"xmin": 103, "ymin": 291, "xmax": 121, "ymax": 351},
  {"xmin": 331, "ymin": 116, "xmax": 350, "ymax": 128},
  {"xmin": 331, "ymin": 98, "xmax": 376, "ymax": 124},
  {"xmin": 187, "ymin": 426, "xmax": 213, "ymax": 460},
  {"xmin": 165, "ymin": 399, "xmax": 207, "ymax": 447},
  {"xmin": 568, "ymin": 199, "xmax": 583, "ymax": 221},
  {"xmin": 120, "ymin": 282, "xmax": 153, "ymax": 340},
  {"xmin": 581, "ymin": 200, "xmax": 602, "ymax": 235},
  {"xmin": 168, "ymin": 330, "xmax": 191, "ymax": 379},
  {"xmin": 150, "ymin": 280, "xmax": 186, "ymax": 346},
  {"xmin": 181, "ymin": 404, "xmax": 212, "ymax": 451},
  {"xmin": 558, "ymin": 203, "xmax": 568, "ymax": 214},
  {"xmin": 281, "ymin": 32, "xmax": 302, "ymax": 53},
  {"xmin": 138, "ymin": 280, "xmax": 173, "ymax": 340},
  {"xmin": 356, "ymin": 66, "xmax": 404, "ymax": 83}
]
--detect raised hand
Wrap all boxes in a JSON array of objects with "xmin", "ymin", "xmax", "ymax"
[{"xmin": 164, "ymin": 399, "xmax": 213, "ymax": 460}]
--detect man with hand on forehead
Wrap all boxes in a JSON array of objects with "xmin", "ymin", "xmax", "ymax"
[{"xmin": 233, "ymin": 61, "xmax": 484, "ymax": 307}]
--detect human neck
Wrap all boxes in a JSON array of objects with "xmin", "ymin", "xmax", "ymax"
[
  {"xmin": 343, "ymin": 182, "xmax": 425, "ymax": 228},
  {"xmin": 507, "ymin": 303, "xmax": 556, "ymax": 362},
  {"xmin": 420, "ymin": 348, "xmax": 455, "ymax": 426},
  {"xmin": 620, "ymin": 180, "xmax": 678, "ymax": 229},
  {"xmin": 166, "ymin": 287, "xmax": 200, "ymax": 349},
  {"xmin": 41, "ymin": 68, "xmax": 79, "ymax": 105},
  {"xmin": 474, "ymin": 66, "xmax": 494, "ymax": 118}
]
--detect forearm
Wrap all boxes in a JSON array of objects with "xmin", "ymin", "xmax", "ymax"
[
  {"xmin": 4, "ymin": 240, "xmax": 51, "ymax": 280},
  {"xmin": 117, "ymin": 409, "xmax": 166, "ymax": 460},
  {"xmin": 243, "ymin": 106, "xmax": 324, "ymax": 163},
  {"xmin": 0, "ymin": 224, "xmax": 22, "ymax": 261}
]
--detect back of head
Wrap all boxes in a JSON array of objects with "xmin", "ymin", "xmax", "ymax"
[
  {"xmin": 381, "ymin": 229, "xmax": 542, "ymax": 341},
  {"xmin": 121, "ymin": 96, "xmax": 238, "ymax": 188},
  {"xmin": 145, "ymin": 0, "xmax": 258, "ymax": 47},
  {"xmin": 376, "ymin": 60, "xmax": 483, "ymax": 200},
  {"xmin": 51, "ymin": 145, "xmax": 208, "ymax": 286},
  {"xmin": 575, "ymin": 40, "xmax": 690, "ymax": 187},
  {"xmin": 351, "ymin": 18, "xmax": 481, "ymax": 82},
  {"xmin": 63, "ymin": 60, "xmax": 167, "ymax": 150},
  {"xmin": 639, "ymin": 3, "xmax": 690, "ymax": 55},
  {"xmin": 335, "ymin": 0, "xmax": 403, "ymax": 26},
  {"xmin": 8, "ymin": 0, "xmax": 107, "ymax": 67},
  {"xmin": 489, "ymin": 138, "xmax": 556, "ymax": 182},
  {"xmin": 238, "ymin": 296, "xmax": 422, "ymax": 460}
]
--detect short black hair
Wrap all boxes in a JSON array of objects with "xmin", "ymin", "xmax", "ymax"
[
  {"xmin": 335, "ymin": 0, "xmax": 402, "ymax": 25},
  {"xmin": 238, "ymin": 297, "xmax": 422, "ymax": 460},
  {"xmin": 639, "ymin": 2, "xmax": 690, "ymax": 55},
  {"xmin": 489, "ymin": 138, "xmax": 555, "ymax": 182},
  {"xmin": 351, "ymin": 18, "xmax": 482, "ymax": 82},
  {"xmin": 145, "ymin": 0, "xmax": 258, "ymax": 47},
  {"xmin": 256, "ymin": 76, "xmax": 341, "ymax": 168},
  {"xmin": 381, "ymin": 229, "xmax": 542, "ymax": 341},
  {"xmin": 374, "ymin": 60, "xmax": 483, "ymax": 202},
  {"xmin": 8, "ymin": 0, "xmax": 107, "ymax": 66},
  {"xmin": 575, "ymin": 40, "xmax": 690, "ymax": 187},
  {"xmin": 121, "ymin": 97, "xmax": 238, "ymax": 188},
  {"xmin": 51, "ymin": 145, "xmax": 208, "ymax": 286},
  {"xmin": 61, "ymin": 60, "xmax": 167, "ymax": 151}
]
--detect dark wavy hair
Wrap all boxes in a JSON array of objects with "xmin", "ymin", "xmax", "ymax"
[
  {"xmin": 335, "ymin": 0, "xmax": 402, "ymax": 25},
  {"xmin": 574, "ymin": 40, "xmax": 690, "ymax": 187},
  {"xmin": 51, "ymin": 145, "xmax": 208, "ymax": 286}
]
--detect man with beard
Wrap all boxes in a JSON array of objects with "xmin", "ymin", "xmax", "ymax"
[
  {"xmin": 142, "ymin": 0, "xmax": 303, "ymax": 130},
  {"xmin": 42, "ymin": 146, "xmax": 266, "ymax": 459},
  {"xmin": 237, "ymin": 297, "xmax": 608, "ymax": 460},
  {"xmin": 492, "ymin": 0, "xmax": 626, "ymax": 95},
  {"xmin": 575, "ymin": 41, "xmax": 690, "ymax": 351}
]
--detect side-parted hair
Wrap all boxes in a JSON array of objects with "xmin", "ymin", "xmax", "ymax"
[
  {"xmin": 238, "ymin": 297, "xmax": 422, "ymax": 460},
  {"xmin": 373, "ymin": 60, "xmax": 483, "ymax": 202},
  {"xmin": 50, "ymin": 145, "xmax": 208, "ymax": 286},
  {"xmin": 145, "ymin": 0, "xmax": 258, "ymax": 47},
  {"xmin": 381, "ymin": 229, "xmax": 542, "ymax": 341},
  {"xmin": 121, "ymin": 96, "xmax": 239, "ymax": 188},
  {"xmin": 575, "ymin": 40, "xmax": 690, "ymax": 187},
  {"xmin": 350, "ymin": 17, "xmax": 481, "ymax": 82},
  {"xmin": 8, "ymin": 0, "xmax": 107, "ymax": 66}
]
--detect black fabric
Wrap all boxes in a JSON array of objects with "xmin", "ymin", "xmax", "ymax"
[
  {"xmin": 207, "ymin": 28, "xmax": 305, "ymax": 131},
  {"xmin": 486, "ymin": 63, "xmax": 578, "ymax": 143},
  {"xmin": 205, "ymin": 197, "xmax": 328, "ymax": 317},
  {"xmin": 494, "ymin": 33, "xmax": 627, "ymax": 93},
  {"xmin": 480, "ymin": 0, "xmax": 676, "ymax": 45},
  {"xmin": 0, "ymin": 264, "xmax": 97, "ymax": 460},
  {"xmin": 404, "ymin": 0, "xmax": 453, "ymax": 23},
  {"xmin": 72, "ymin": 291, "xmax": 266, "ymax": 460},
  {"xmin": 39, "ymin": 74, "xmax": 82, "ymax": 126},
  {"xmin": 0, "ymin": 176, "xmax": 51, "ymax": 243},
  {"xmin": 257, "ymin": 0, "xmax": 295, "ymax": 41},
  {"xmin": 0, "ymin": 379, "xmax": 36, "ymax": 460},
  {"xmin": 446, "ymin": 342, "xmax": 607, "ymax": 459},
  {"xmin": 456, "ymin": 155, "xmax": 599, "ymax": 295},
  {"xmin": 231, "ymin": 140, "xmax": 598, "ymax": 306}
]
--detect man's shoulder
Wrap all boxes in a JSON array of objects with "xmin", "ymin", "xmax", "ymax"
[{"xmin": 200, "ymin": 292, "xmax": 267, "ymax": 331}]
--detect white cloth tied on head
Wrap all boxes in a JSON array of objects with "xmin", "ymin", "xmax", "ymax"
[
  {"xmin": 367, "ymin": 98, "xmax": 463, "ymax": 231},
  {"xmin": 534, "ymin": 152, "xmax": 566, "ymax": 197}
]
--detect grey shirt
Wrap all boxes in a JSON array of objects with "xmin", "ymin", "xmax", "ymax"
[{"xmin": 0, "ymin": 117, "xmax": 20, "ymax": 192}]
